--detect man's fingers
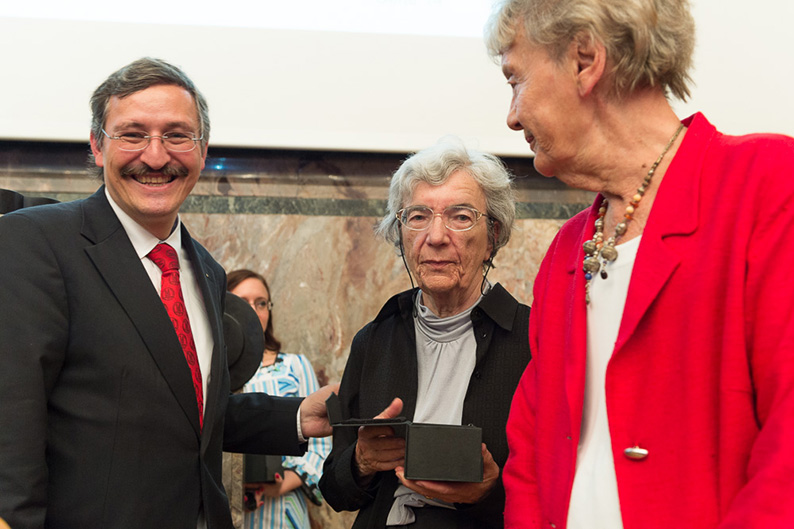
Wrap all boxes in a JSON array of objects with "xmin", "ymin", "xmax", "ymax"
[{"xmin": 374, "ymin": 397, "xmax": 403, "ymax": 419}]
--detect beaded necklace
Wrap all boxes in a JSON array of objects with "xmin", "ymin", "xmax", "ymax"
[{"xmin": 583, "ymin": 123, "xmax": 684, "ymax": 304}]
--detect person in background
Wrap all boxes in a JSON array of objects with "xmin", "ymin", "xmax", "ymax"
[
  {"xmin": 228, "ymin": 269, "xmax": 331, "ymax": 529},
  {"xmin": 0, "ymin": 57, "xmax": 335, "ymax": 529},
  {"xmin": 485, "ymin": 1, "xmax": 794, "ymax": 528},
  {"xmin": 319, "ymin": 138, "xmax": 532, "ymax": 528}
]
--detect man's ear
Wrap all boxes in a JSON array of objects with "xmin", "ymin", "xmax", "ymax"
[
  {"xmin": 199, "ymin": 141, "xmax": 209, "ymax": 171},
  {"xmin": 89, "ymin": 132, "xmax": 104, "ymax": 168},
  {"xmin": 572, "ymin": 31, "xmax": 606, "ymax": 98}
]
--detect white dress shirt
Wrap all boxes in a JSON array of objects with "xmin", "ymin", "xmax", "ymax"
[
  {"xmin": 106, "ymin": 190, "xmax": 303, "ymax": 529},
  {"xmin": 105, "ymin": 189, "xmax": 213, "ymax": 403},
  {"xmin": 567, "ymin": 236, "xmax": 641, "ymax": 529}
]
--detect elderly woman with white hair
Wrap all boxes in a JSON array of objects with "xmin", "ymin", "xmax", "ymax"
[
  {"xmin": 485, "ymin": 0, "xmax": 794, "ymax": 528},
  {"xmin": 319, "ymin": 138, "xmax": 531, "ymax": 528}
]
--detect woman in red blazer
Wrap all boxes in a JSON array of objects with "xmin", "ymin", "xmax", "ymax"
[{"xmin": 485, "ymin": 1, "xmax": 794, "ymax": 528}]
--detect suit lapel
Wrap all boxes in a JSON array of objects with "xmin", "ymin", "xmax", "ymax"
[
  {"xmin": 181, "ymin": 227, "xmax": 225, "ymax": 444},
  {"xmin": 81, "ymin": 189, "xmax": 203, "ymax": 437},
  {"xmin": 397, "ymin": 291, "xmax": 419, "ymax": 420}
]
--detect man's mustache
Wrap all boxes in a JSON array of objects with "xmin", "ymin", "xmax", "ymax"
[{"xmin": 120, "ymin": 164, "xmax": 189, "ymax": 178}]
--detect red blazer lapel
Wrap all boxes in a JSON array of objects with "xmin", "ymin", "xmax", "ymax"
[
  {"xmin": 616, "ymin": 115, "xmax": 714, "ymax": 353},
  {"xmin": 564, "ymin": 203, "xmax": 599, "ymax": 441}
]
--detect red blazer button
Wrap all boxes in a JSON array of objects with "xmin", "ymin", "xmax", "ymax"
[{"xmin": 624, "ymin": 446, "xmax": 649, "ymax": 460}]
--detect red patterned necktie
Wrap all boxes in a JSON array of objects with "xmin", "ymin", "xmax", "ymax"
[{"xmin": 148, "ymin": 243, "xmax": 204, "ymax": 430}]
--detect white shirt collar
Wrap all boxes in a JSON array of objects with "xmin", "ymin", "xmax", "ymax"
[{"xmin": 104, "ymin": 187, "xmax": 182, "ymax": 256}]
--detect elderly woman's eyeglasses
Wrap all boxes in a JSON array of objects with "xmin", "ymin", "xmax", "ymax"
[
  {"xmin": 101, "ymin": 128, "xmax": 203, "ymax": 153},
  {"xmin": 397, "ymin": 205, "xmax": 486, "ymax": 232}
]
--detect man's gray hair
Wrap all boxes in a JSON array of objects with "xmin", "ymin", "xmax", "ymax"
[{"xmin": 88, "ymin": 57, "xmax": 210, "ymax": 173}]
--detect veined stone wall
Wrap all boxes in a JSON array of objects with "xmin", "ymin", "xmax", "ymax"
[{"xmin": 1, "ymin": 140, "xmax": 592, "ymax": 528}]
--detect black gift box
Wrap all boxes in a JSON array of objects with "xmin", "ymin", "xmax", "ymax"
[
  {"xmin": 403, "ymin": 422, "xmax": 482, "ymax": 482},
  {"xmin": 243, "ymin": 454, "xmax": 284, "ymax": 483},
  {"xmin": 326, "ymin": 393, "xmax": 483, "ymax": 482}
]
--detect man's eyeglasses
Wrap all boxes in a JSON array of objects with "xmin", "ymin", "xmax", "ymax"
[
  {"xmin": 397, "ymin": 205, "xmax": 486, "ymax": 232},
  {"xmin": 101, "ymin": 129, "xmax": 203, "ymax": 153}
]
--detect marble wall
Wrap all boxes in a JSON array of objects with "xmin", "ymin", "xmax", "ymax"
[
  {"xmin": 192, "ymin": 213, "xmax": 571, "ymax": 382},
  {"xmin": 1, "ymin": 140, "xmax": 593, "ymax": 528}
]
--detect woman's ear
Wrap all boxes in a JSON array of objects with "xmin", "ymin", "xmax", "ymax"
[
  {"xmin": 572, "ymin": 31, "xmax": 606, "ymax": 97},
  {"xmin": 487, "ymin": 220, "xmax": 500, "ymax": 260}
]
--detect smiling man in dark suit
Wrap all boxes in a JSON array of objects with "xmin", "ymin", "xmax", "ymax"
[{"xmin": 0, "ymin": 58, "xmax": 334, "ymax": 529}]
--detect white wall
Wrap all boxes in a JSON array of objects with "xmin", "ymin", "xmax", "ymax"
[
  {"xmin": 0, "ymin": 0, "xmax": 791, "ymax": 157},
  {"xmin": 673, "ymin": 0, "xmax": 794, "ymax": 138}
]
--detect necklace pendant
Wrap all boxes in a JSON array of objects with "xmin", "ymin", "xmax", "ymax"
[
  {"xmin": 600, "ymin": 245, "xmax": 618, "ymax": 262},
  {"xmin": 579, "ymin": 123, "xmax": 684, "ymax": 301},
  {"xmin": 583, "ymin": 257, "xmax": 601, "ymax": 274}
]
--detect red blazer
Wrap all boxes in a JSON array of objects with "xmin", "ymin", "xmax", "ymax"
[{"xmin": 504, "ymin": 114, "xmax": 794, "ymax": 529}]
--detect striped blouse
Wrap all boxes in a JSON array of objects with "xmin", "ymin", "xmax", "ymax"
[{"xmin": 242, "ymin": 353, "xmax": 331, "ymax": 529}]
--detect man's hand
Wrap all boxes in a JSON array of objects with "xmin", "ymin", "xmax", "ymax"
[
  {"xmin": 394, "ymin": 443, "xmax": 499, "ymax": 505},
  {"xmin": 299, "ymin": 383, "xmax": 340, "ymax": 438},
  {"xmin": 354, "ymin": 398, "xmax": 405, "ymax": 486}
]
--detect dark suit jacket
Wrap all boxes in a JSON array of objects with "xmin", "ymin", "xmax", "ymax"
[
  {"xmin": 319, "ymin": 284, "xmax": 531, "ymax": 529},
  {"xmin": 0, "ymin": 188, "xmax": 304, "ymax": 529}
]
